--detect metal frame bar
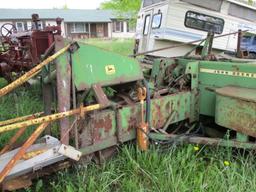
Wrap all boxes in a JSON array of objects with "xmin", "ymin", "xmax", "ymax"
[{"xmin": 0, "ymin": 123, "xmax": 49, "ymax": 183}]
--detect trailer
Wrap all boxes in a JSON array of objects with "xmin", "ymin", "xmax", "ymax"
[{"xmin": 135, "ymin": 0, "xmax": 256, "ymax": 58}]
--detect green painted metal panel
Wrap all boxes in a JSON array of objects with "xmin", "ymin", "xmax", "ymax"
[
  {"xmin": 185, "ymin": 61, "xmax": 199, "ymax": 122},
  {"xmin": 215, "ymin": 86, "xmax": 256, "ymax": 137},
  {"xmin": 118, "ymin": 91, "xmax": 191, "ymax": 131},
  {"xmin": 72, "ymin": 43, "xmax": 143, "ymax": 91},
  {"xmin": 80, "ymin": 91, "xmax": 191, "ymax": 146},
  {"xmin": 198, "ymin": 61, "xmax": 256, "ymax": 116}
]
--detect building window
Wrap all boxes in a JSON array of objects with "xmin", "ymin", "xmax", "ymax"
[
  {"xmin": 32, "ymin": 21, "xmax": 43, "ymax": 30},
  {"xmin": 152, "ymin": 13, "xmax": 162, "ymax": 29},
  {"xmin": 70, "ymin": 23, "xmax": 88, "ymax": 33},
  {"xmin": 113, "ymin": 21, "xmax": 123, "ymax": 32},
  {"xmin": 143, "ymin": 15, "xmax": 151, "ymax": 35},
  {"xmin": 37, "ymin": 21, "xmax": 43, "ymax": 30},
  {"xmin": 184, "ymin": 11, "xmax": 224, "ymax": 34},
  {"xmin": 16, "ymin": 22, "xmax": 28, "ymax": 31}
]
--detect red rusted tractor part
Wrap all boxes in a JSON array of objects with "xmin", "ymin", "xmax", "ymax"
[
  {"xmin": 0, "ymin": 23, "xmax": 16, "ymax": 40},
  {"xmin": 0, "ymin": 15, "xmax": 62, "ymax": 81}
]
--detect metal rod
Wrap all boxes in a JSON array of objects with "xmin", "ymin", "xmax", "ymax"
[
  {"xmin": 149, "ymin": 133, "xmax": 256, "ymax": 149},
  {"xmin": 132, "ymin": 30, "xmax": 248, "ymax": 57},
  {"xmin": 41, "ymin": 42, "xmax": 55, "ymax": 60},
  {"xmin": 0, "ymin": 104, "xmax": 101, "ymax": 134},
  {"xmin": 0, "ymin": 123, "xmax": 49, "ymax": 183},
  {"xmin": 0, "ymin": 126, "xmax": 28, "ymax": 155},
  {"xmin": 70, "ymin": 52, "xmax": 79, "ymax": 149},
  {"xmin": 162, "ymin": 111, "xmax": 176, "ymax": 131},
  {"xmin": 0, "ymin": 112, "xmax": 43, "ymax": 127},
  {"xmin": 0, "ymin": 114, "xmax": 39, "ymax": 155},
  {"xmin": 236, "ymin": 29, "xmax": 243, "ymax": 58},
  {"xmin": 0, "ymin": 44, "xmax": 70, "ymax": 97}
]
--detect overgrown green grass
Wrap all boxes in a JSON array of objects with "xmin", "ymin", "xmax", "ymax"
[
  {"xmin": 30, "ymin": 145, "xmax": 256, "ymax": 192},
  {"xmin": 81, "ymin": 38, "xmax": 135, "ymax": 56},
  {"xmin": 1, "ymin": 39, "xmax": 256, "ymax": 192},
  {"xmin": 0, "ymin": 79, "xmax": 43, "ymax": 148}
]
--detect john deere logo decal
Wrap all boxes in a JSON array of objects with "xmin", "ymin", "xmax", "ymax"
[{"xmin": 105, "ymin": 65, "xmax": 116, "ymax": 75}]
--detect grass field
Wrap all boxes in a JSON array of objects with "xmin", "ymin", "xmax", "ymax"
[{"xmin": 1, "ymin": 39, "xmax": 256, "ymax": 192}]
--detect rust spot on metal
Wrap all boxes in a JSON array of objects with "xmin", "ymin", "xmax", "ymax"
[
  {"xmin": 94, "ymin": 114, "xmax": 112, "ymax": 132},
  {"xmin": 92, "ymin": 114, "xmax": 113, "ymax": 141},
  {"xmin": 127, "ymin": 107, "xmax": 139, "ymax": 132},
  {"xmin": 128, "ymin": 116, "xmax": 138, "ymax": 131},
  {"xmin": 152, "ymin": 102, "xmax": 165, "ymax": 128}
]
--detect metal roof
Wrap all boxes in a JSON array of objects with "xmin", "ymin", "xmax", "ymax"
[{"xmin": 0, "ymin": 9, "xmax": 115, "ymax": 22}]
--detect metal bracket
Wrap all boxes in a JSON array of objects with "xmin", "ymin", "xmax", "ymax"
[
  {"xmin": 92, "ymin": 84, "xmax": 110, "ymax": 107},
  {"xmin": 68, "ymin": 41, "xmax": 80, "ymax": 54},
  {"xmin": 57, "ymin": 144, "xmax": 81, "ymax": 161}
]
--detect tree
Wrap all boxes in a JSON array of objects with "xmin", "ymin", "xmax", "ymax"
[
  {"xmin": 62, "ymin": 4, "xmax": 69, "ymax": 10},
  {"xmin": 101, "ymin": 0, "xmax": 141, "ymax": 26}
]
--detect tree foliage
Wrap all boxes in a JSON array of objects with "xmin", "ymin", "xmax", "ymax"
[
  {"xmin": 101, "ymin": 0, "xmax": 141, "ymax": 25},
  {"xmin": 248, "ymin": 0, "xmax": 253, "ymax": 5}
]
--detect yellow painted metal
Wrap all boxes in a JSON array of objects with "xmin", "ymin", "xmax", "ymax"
[
  {"xmin": 0, "ymin": 104, "xmax": 101, "ymax": 134},
  {"xmin": 0, "ymin": 123, "xmax": 49, "ymax": 183},
  {"xmin": 137, "ymin": 87, "xmax": 149, "ymax": 151},
  {"xmin": 22, "ymin": 149, "xmax": 47, "ymax": 160},
  {"xmin": 0, "ymin": 112, "xmax": 43, "ymax": 126},
  {"xmin": 0, "ymin": 44, "xmax": 70, "ymax": 97},
  {"xmin": 0, "ymin": 114, "xmax": 41, "ymax": 155},
  {"xmin": 0, "ymin": 126, "xmax": 28, "ymax": 155}
]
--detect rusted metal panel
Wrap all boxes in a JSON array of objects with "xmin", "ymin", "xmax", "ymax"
[
  {"xmin": 215, "ymin": 86, "xmax": 256, "ymax": 137},
  {"xmin": 78, "ymin": 91, "xmax": 191, "ymax": 149},
  {"xmin": 80, "ymin": 110, "xmax": 116, "ymax": 146},
  {"xmin": 118, "ymin": 91, "xmax": 191, "ymax": 132}
]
